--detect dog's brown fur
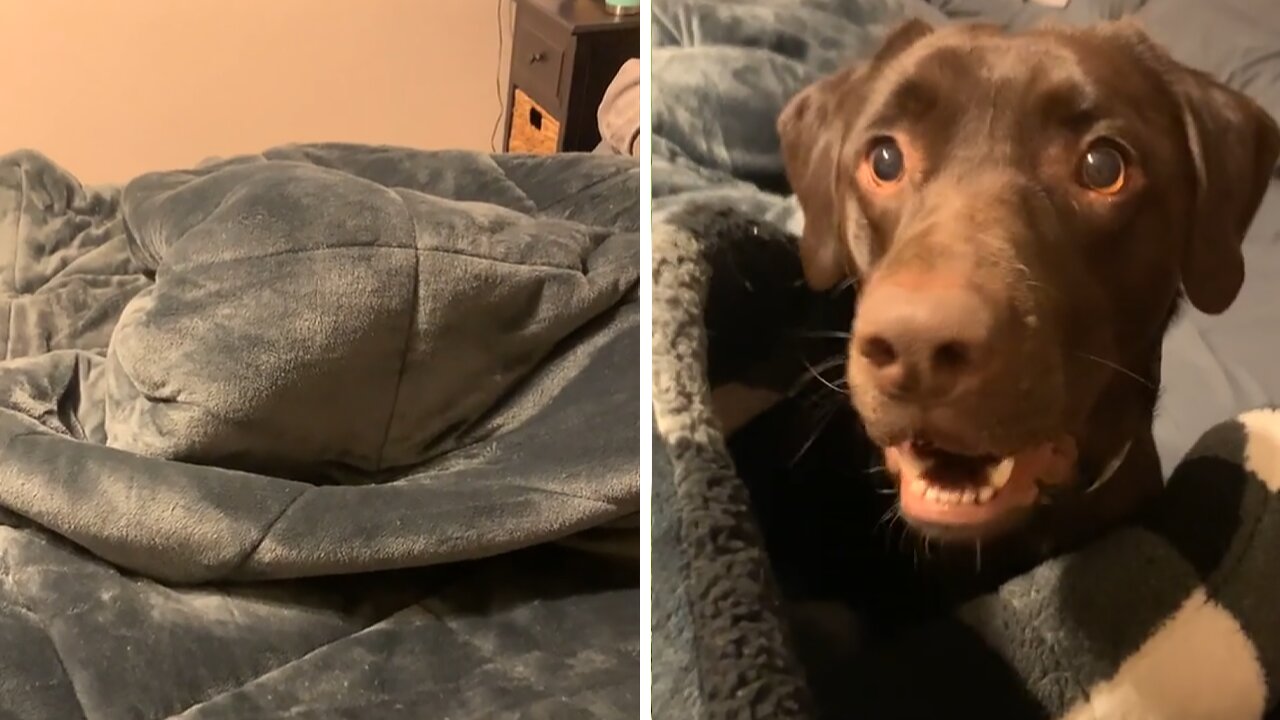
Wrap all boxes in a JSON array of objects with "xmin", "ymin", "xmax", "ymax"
[{"xmin": 778, "ymin": 20, "xmax": 1280, "ymax": 573}]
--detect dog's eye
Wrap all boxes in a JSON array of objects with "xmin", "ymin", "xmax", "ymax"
[
  {"xmin": 868, "ymin": 139, "xmax": 905, "ymax": 183},
  {"xmin": 1079, "ymin": 143, "xmax": 1126, "ymax": 194}
]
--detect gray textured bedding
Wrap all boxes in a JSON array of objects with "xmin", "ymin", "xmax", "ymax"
[
  {"xmin": 0, "ymin": 145, "xmax": 640, "ymax": 718},
  {"xmin": 651, "ymin": 0, "xmax": 1280, "ymax": 718}
]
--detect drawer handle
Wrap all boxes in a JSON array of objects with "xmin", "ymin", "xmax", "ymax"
[{"xmin": 528, "ymin": 51, "xmax": 546, "ymax": 64}]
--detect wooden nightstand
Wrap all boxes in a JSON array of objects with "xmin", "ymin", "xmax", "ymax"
[{"xmin": 503, "ymin": 0, "xmax": 640, "ymax": 154}]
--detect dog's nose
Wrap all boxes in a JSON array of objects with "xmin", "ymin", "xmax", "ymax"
[{"xmin": 853, "ymin": 278, "xmax": 995, "ymax": 400}]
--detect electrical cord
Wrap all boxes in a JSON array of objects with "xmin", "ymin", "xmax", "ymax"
[{"xmin": 490, "ymin": 0, "xmax": 510, "ymax": 152}]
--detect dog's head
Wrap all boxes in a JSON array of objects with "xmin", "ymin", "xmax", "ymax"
[{"xmin": 779, "ymin": 20, "xmax": 1280, "ymax": 542}]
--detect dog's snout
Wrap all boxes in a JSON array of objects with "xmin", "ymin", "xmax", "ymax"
[{"xmin": 853, "ymin": 278, "xmax": 996, "ymax": 400}]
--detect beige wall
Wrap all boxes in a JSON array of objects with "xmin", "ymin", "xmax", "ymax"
[{"xmin": 0, "ymin": 0, "xmax": 512, "ymax": 184}]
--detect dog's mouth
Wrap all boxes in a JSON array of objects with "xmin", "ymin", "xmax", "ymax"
[{"xmin": 884, "ymin": 436, "xmax": 1078, "ymax": 540}]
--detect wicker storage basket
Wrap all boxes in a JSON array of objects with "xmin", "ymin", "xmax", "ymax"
[{"xmin": 508, "ymin": 88, "xmax": 560, "ymax": 154}]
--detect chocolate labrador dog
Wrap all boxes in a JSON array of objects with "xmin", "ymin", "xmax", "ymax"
[{"xmin": 777, "ymin": 19, "xmax": 1280, "ymax": 573}]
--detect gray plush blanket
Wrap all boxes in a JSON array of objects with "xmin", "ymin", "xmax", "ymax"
[
  {"xmin": 651, "ymin": 0, "xmax": 1280, "ymax": 718},
  {"xmin": 0, "ymin": 145, "xmax": 639, "ymax": 718}
]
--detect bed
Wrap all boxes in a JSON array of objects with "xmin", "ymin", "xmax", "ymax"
[
  {"xmin": 0, "ymin": 144, "xmax": 639, "ymax": 718},
  {"xmin": 650, "ymin": 0, "xmax": 1280, "ymax": 717}
]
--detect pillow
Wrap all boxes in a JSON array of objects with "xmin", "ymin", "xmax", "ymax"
[{"xmin": 1135, "ymin": 0, "xmax": 1280, "ymax": 125}]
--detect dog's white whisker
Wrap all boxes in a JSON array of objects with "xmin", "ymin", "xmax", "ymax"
[
  {"xmin": 797, "ymin": 330, "xmax": 852, "ymax": 340},
  {"xmin": 1075, "ymin": 351, "xmax": 1156, "ymax": 390},
  {"xmin": 898, "ymin": 524, "xmax": 913, "ymax": 556},
  {"xmin": 873, "ymin": 506, "xmax": 897, "ymax": 534},
  {"xmin": 803, "ymin": 359, "xmax": 847, "ymax": 395},
  {"xmin": 807, "ymin": 356, "xmax": 847, "ymax": 374},
  {"xmin": 789, "ymin": 402, "xmax": 842, "ymax": 466},
  {"xmin": 880, "ymin": 507, "xmax": 905, "ymax": 552},
  {"xmin": 787, "ymin": 355, "xmax": 848, "ymax": 397}
]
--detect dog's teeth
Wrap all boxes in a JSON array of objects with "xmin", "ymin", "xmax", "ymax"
[
  {"xmin": 989, "ymin": 457, "xmax": 1015, "ymax": 489},
  {"xmin": 958, "ymin": 488, "xmax": 977, "ymax": 505},
  {"xmin": 924, "ymin": 485, "xmax": 941, "ymax": 502},
  {"xmin": 909, "ymin": 477, "xmax": 927, "ymax": 496},
  {"xmin": 976, "ymin": 486, "xmax": 996, "ymax": 504}
]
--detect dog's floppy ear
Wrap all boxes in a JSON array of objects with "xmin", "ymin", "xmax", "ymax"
[
  {"xmin": 1170, "ymin": 68, "xmax": 1280, "ymax": 314},
  {"xmin": 1111, "ymin": 21, "xmax": 1280, "ymax": 314},
  {"xmin": 777, "ymin": 19, "xmax": 934, "ymax": 290},
  {"xmin": 777, "ymin": 65, "xmax": 861, "ymax": 290}
]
